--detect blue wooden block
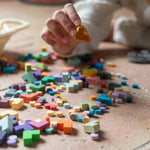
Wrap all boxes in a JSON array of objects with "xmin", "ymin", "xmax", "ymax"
[
  {"xmin": 63, "ymin": 103, "xmax": 70, "ymax": 109},
  {"xmin": 3, "ymin": 66, "xmax": 15, "ymax": 74},
  {"xmin": 126, "ymin": 97, "xmax": 132, "ymax": 103},
  {"xmin": 77, "ymin": 116, "xmax": 84, "ymax": 122},
  {"xmin": 93, "ymin": 63, "xmax": 103, "ymax": 70},
  {"xmin": 49, "ymin": 91, "xmax": 55, "ymax": 96},
  {"xmin": 14, "ymin": 120, "xmax": 34, "ymax": 136},
  {"xmin": 121, "ymin": 81, "xmax": 127, "ymax": 85},
  {"xmin": 94, "ymin": 109, "xmax": 102, "ymax": 115},
  {"xmin": 0, "ymin": 131, "xmax": 7, "ymax": 146},
  {"xmin": 120, "ymin": 75, "xmax": 127, "ymax": 79},
  {"xmin": 72, "ymin": 72, "xmax": 77, "ymax": 76},
  {"xmin": 97, "ymin": 94, "xmax": 112, "ymax": 106},
  {"xmin": 34, "ymin": 81, "xmax": 40, "ymax": 85},
  {"xmin": 132, "ymin": 84, "xmax": 138, "ymax": 89},
  {"xmin": 89, "ymin": 109, "xmax": 95, "ymax": 117},
  {"xmin": 0, "ymin": 116, "xmax": 13, "ymax": 134}
]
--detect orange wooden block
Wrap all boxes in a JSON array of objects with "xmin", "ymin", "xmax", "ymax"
[
  {"xmin": 44, "ymin": 116, "xmax": 50, "ymax": 123},
  {"xmin": 42, "ymin": 72, "xmax": 47, "ymax": 77},
  {"xmin": 36, "ymin": 91, "xmax": 43, "ymax": 96},
  {"xmin": 109, "ymin": 63, "xmax": 116, "ymax": 67},
  {"xmin": 17, "ymin": 61, "xmax": 25, "ymax": 70},
  {"xmin": 57, "ymin": 120, "xmax": 72, "ymax": 134},
  {"xmin": 34, "ymin": 103, "xmax": 41, "ymax": 109},
  {"xmin": 75, "ymin": 25, "xmax": 89, "ymax": 41},
  {"xmin": 108, "ymin": 90, "xmax": 113, "ymax": 97},
  {"xmin": 80, "ymin": 113, "xmax": 88, "ymax": 117},
  {"xmin": 90, "ymin": 95, "xmax": 97, "ymax": 101},
  {"xmin": 20, "ymin": 93, "xmax": 38, "ymax": 103}
]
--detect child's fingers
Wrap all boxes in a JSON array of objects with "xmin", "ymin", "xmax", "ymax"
[
  {"xmin": 41, "ymin": 26, "xmax": 57, "ymax": 47},
  {"xmin": 46, "ymin": 19, "xmax": 69, "ymax": 44},
  {"xmin": 64, "ymin": 3, "xmax": 81, "ymax": 26},
  {"xmin": 53, "ymin": 10, "xmax": 76, "ymax": 37}
]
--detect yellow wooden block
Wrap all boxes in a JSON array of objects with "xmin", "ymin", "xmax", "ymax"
[
  {"xmin": 18, "ymin": 120, "xmax": 24, "ymax": 125},
  {"xmin": 50, "ymin": 82, "xmax": 54, "ymax": 86},
  {"xmin": 68, "ymin": 109, "xmax": 75, "ymax": 115},
  {"xmin": 54, "ymin": 98, "xmax": 61, "ymax": 104},
  {"xmin": 56, "ymin": 111, "xmax": 63, "ymax": 117},
  {"xmin": 41, "ymin": 46, "xmax": 47, "ymax": 52},
  {"xmin": 114, "ymin": 86, "xmax": 130, "ymax": 95},
  {"xmin": 34, "ymin": 119, "xmax": 42, "ymax": 122},
  {"xmin": 59, "ymin": 85, "xmax": 66, "ymax": 90},
  {"xmin": 0, "ymin": 57, "xmax": 7, "ymax": 62},
  {"xmin": 50, "ymin": 121, "xmax": 57, "ymax": 127},
  {"xmin": 57, "ymin": 87, "xmax": 63, "ymax": 92},
  {"xmin": 51, "ymin": 85, "xmax": 56, "ymax": 89},
  {"xmin": 29, "ymin": 101, "xmax": 36, "ymax": 107},
  {"xmin": 61, "ymin": 98, "xmax": 67, "ymax": 103},
  {"xmin": 47, "ymin": 110, "xmax": 54, "ymax": 117},
  {"xmin": 110, "ymin": 72, "xmax": 115, "ymax": 77},
  {"xmin": 9, "ymin": 98, "xmax": 24, "ymax": 110},
  {"xmin": 56, "ymin": 100, "xmax": 63, "ymax": 106},
  {"xmin": 90, "ymin": 95, "xmax": 97, "ymax": 101},
  {"xmin": 83, "ymin": 116, "xmax": 90, "ymax": 123},
  {"xmin": 69, "ymin": 80, "xmax": 83, "ymax": 88},
  {"xmin": 73, "ymin": 106, "xmax": 80, "ymax": 112},
  {"xmin": 75, "ymin": 25, "xmax": 89, "ymax": 41},
  {"xmin": 54, "ymin": 94, "xmax": 61, "ymax": 98},
  {"xmin": 0, "ymin": 110, "xmax": 19, "ymax": 120}
]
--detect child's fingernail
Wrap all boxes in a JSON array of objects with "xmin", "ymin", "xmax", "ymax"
[
  {"xmin": 63, "ymin": 37, "xmax": 69, "ymax": 43},
  {"xmin": 75, "ymin": 20, "xmax": 81, "ymax": 26},
  {"xmin": 71, "ymin": 30, "xmax": 76, "ymax": 36}
]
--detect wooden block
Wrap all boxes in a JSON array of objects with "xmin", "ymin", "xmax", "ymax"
[
  {"xmin": 75, "ymin": 25, "xmax": 89, "ymax": 41},
  {"xmin": 57, "ymin": 120, "xmax": 72, "ymax": 134},
  {"xmin": 20, "ymin": 93, "xmax": 38, "ymax": 103},
  {"xmin": 25, "ymin": 63, "xmax": 32, "ymax": 73},
  {"xmin": 56, "ymin": 111, "xmax": 63, "ymax": 117},
  {"xmin": 83, "ymin": 116, "xmax": 90, "ymax": 123},
  {"xmin": 82, "ymin": 68, "xmax": 98, "ymax": 77},
  {"xmin": 79, "ymin": 101, "xmax": 97, "ymax": 111},
  {"xmin": 47, "ymin": 110, "xmax": 54, "ymax": 117},
  {"xmin": 34, "ymin": 103, "xmax": 41, "ymax": 109},
  {"xmin": 86, "ymin": 76, "xmax": 100, "ymax": 85},
  {"xmin": 0, "ymin": 97, "xmax": 10, "ymax": 108},
  {"xmin": 56, "ymin": 100, "xmax": 63, "ymax": 106},
  {"xmin": 68, "ymin": 109, "xmax": 75, "ymax": 115},
  {"xmin": 29, "ymin": 84, "xmax": 45, "ymax": 93},
  {"xmin": 29, "ymin": 101, "xmax": 36, "ymax": 107},
  {"xmin": 90, "ymin": 95, "xmax": 97, "ymax": 101},
  {"xmin": 73, "ymin": 106, "xmax": 80, "ymax": 112},
  {"xmin": 35, "ymin": 62, "xmax": 48, "ymax": 70},
  {"xmin": 0, "ymin": 131, "xmax": 7, "ymax": 146},
  {"xmin": 69, "ymin": 80, "xmax": 83, "ymax": 88},
  {"xmin": 0, "ymin": 110, "xmax": 19, "ymax": 120},
  {"xmin": 60, "ymin": 98, "xmax": 67, "ymax": 103},
  {"xmin": 22, "ymin": 71, "xmax": 36, "ymax": 83},
  {"xmin": 44, "ymin": 116, "xmax": 50, "ymax": 122},
  {"xmin": 50, "ymin": 121, "xmax": 57, "ymax": 127},
  {"xmin": 36, "ymin": 91, "xmax": 43, "ymax": 96},
  {"xmin": 54, "ymin": 94, "xmax": 61, "ymax": 98},
  {"xmin": 9, "ymin": 98, "xmax": 24, "ymax": 110},
  {"xmin": 84, "ymin": 121, "xmax": 100, "ymax": 133}
]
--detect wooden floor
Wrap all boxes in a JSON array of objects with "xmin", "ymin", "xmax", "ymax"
[{"xmin": 0, "ymin": 1, "xmax": 150, "ymax": 150}]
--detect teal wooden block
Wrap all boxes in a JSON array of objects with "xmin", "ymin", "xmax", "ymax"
[
  {"xmin": 0, "ymin": 116, "xmax": 13, "ymax": 134},
  {"xmin": 29, "ymin": 84, "xmax": 45, "ymax": 93},
  {"xmin": 41, "ymin": 77, "xmax": 55, "ymax": 84},
  {"xmin": 45, "ymin": 127, "xmax": 53, "ymax": 134},
  {"xmin": 39, "ymin": 52, "xmax": 49, "ymax": 60},
  {"xmin": 23, "ymin": 130, "xmax": 40, "ymax": 146},
  {"xmin": 97, "ymin": 94, "xmax": 112, "ymax": 106},
  {"xmin": 94, "ymin": 109, "xmax": 102, "ymax": 115},
  {"xmin": 3, "ymin": 66, "xmax": 15, "ymax": 74},
  {"xmin": 89, "ymin": 109, "xmax": 95, "ymax": 117},
  {"xmin": 84, "ymin": 121, "xmax": 100, "ymax": 133},
  {"xmin": 49, "ymin": 91, "xmax": 55, "ymax": 96},
  {"xmin": 5, "ymin": 89, "xmax": 17, "ymax": 97},
  {"xmin": 22, "ymin": 71, "xmax": 36, "ymax": 83},
  {"xmin": 35, "ymin": 62, "xmax": 48, "ymax": 70},
  {"xmin": 67, "ymin": 57, "xmax": 81, "ymax": 66},
  {"xmin": 77, "ymin": 116, "xmax": 84, "ymax": 122}
]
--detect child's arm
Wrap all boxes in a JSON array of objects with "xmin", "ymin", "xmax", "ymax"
[{"xmin": 41, "ymin": 0, "xmax": 120, "ymax": 57}]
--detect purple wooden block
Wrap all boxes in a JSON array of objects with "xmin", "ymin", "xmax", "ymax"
[
  {"xmin": 79, "ymin": 76, "xmax": 86, "ymax": 82},
  {"xmin": 46, "ymin": 87, "xmax": 52, "ymax": 93},
  {"xmin": 52, "ymin": 125, "xmax": 58, "ymax": 133},
  {"xmin": 90, "ymin": 133, "xmax": 99, "ymax": 141},
  {"xmin": 115, "ymin": 98, "xmax": 123, "ymax": 104},
  {"xmin": 8, "ymin": 135, "xmax": 18, "ymax": 141},
  {"xmin": 46, "ymin": 82, "xmax": 50, "ymax": 86},
  {"xmin": 83, "ymin": 82, "xmax": 89, "ymax": 88},
  {"xmin": 53, "ymin": 73, "xmax": 62, "ymax": 83},
  {"xmin": 32, "ymin": 71, "xmax": 41, "ymax": 80},
  {"xmin": 100, "ymin": 103, "xmax": 106, "ymax": 107},
  {"xmin": 11, "ymin": 83, "xmax": 19, "ymax": 90},
  {"xmin": 9, "ymin": 62, "xmax": 18, "ymax": 69},
  {"xmin": 111, "ymin": 91, "xmax": 127, "ymax": 102},
  {"xmin": 0, "ymin": 131, "xmax": 7, "ymax": 146},
  {"xmin": 95, "ymin": 101, "xmax": 101, "ymax": 105},
  {"xmin": 7, "ymin": 139, "xmax": 16, "ymax": 147},
  {"xmin": 14, "ymin": 120, "xmax": 34, "ymax": 136},
  {"xmin": 25, "ymin": 120, "xmax": 32, "ymax": 124},
  {"xmin": 51, "ymin": 96, "xmax": 57, "ymax": 102},
  {"xmin": 9, "ymin": 116, "xmax": 18, "ymax": 126},
  {"xmin": 83, "ymin": 111, "xmax": 89, "ymax": 115},
  {"xmin": 0, "ymin": 97, "xmax": 11, "ymax": 108},
  {"xmin": 36, "ymin": 100, "xmax": 43, "ymax": 105},
  {"xmin": 19, "ymin": 83, "xmax": 26, "ymax": 91},
  {"xmin": 99, "ymin": 107, "xmax": 106, "ymax": 113},
  {"xmin": 78, "ymin": 72, "xmax": 82, "ymax": 76},
  {"xmin": 73, "ymin": 76, "xmax": 80, "ymax": 80}
]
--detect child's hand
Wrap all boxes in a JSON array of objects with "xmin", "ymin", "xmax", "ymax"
[{"xmin": 41, "ymin": 3, "xmax": 90, "ymax": 55}]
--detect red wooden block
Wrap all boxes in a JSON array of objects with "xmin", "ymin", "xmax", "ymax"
[
  {"xmin": 20, "ymin": 93, "xmax": 38, "ymax": 103},
  {"xmin": 50, "ymin": 105, "xmax": 57, "ymax": 110},
  {"xmin": 28, "ymin": 120, "xmax": 50, "ymax": 132},
  {"xmin": 100, "ymin": 83, "xmax": 106, "ymax": 88},
  {"xmin": 44, "ymin": 103, "xmax": 50, "ymax": 109}
]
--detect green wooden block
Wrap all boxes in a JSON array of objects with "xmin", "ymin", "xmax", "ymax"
[
  {"xmin": 79, "ymin": 101, "xmax": 97, "ymax": 111},
  {"xmin": 25, "ymin": 63, "xmax": 32, "ymax": 73},
  {"xmin": 97, "ymin": 71, "xmax": 111, "ymax": 79},
  {"xmin": 39, "ymin": 52, "xmax": 49, "ymax": 60},
  {"xmin": 29, "ymin": 84, "xmax": 45, "ymax": 93},
  {"xmin": 5, "ymin": 89, "xmax": 17, "ymax": 97},
  {"xmin": 32, "ymin": 55, "xmax": 40, "ymax": 61},
  {"xmin": 84, "ymin": 121, "xmax": 100, "ymax": 133},
  {"xmin": 41, "ymin": 77, "xmax": 55, "ymax": 84},
  {"xmin": 45, "ymin": 127, "xmax": 53, "ymax": 134},
  {"xmin": 67, "ymin": 57, "xmax": 81, "ymax": 66},
  {"xmin": 23, "ymin": 130, "xmax": 40, "ymax": 146},
  {"xmin": 108, "ymin": 82, "xmax": 121, "ymax": 90},
  {"xmin": 22, "ymin": 71, "xmax": 36, "ymax": 83},
  {"xmin": 35, "ymin": 62, "xmax": 48, "ymax": 70}
]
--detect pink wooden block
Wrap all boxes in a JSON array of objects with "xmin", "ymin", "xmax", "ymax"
[
  {"xmin": 61, "ymin": 67, "xmax": 75, "ymax": 73},
  {"xmin": 86, "ymin": 76, "xmax": 100, "ymax": 85},
  {"xmin": 36, "ymin": 100, "xmax": 43, "ymax": 105},
  {"xmin": 28, "ymin": 120, "xmax": 50, "ymax": 132}
]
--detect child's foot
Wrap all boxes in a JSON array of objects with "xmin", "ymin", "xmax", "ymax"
[{"xmin": 127, "ymin": 49, "xmax": 150, "ymax": 63}]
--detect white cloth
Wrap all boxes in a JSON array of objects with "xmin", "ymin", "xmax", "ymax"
[{"xmin": 55, "ymin": 0, "xmax": 150, "ymax": 57}]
